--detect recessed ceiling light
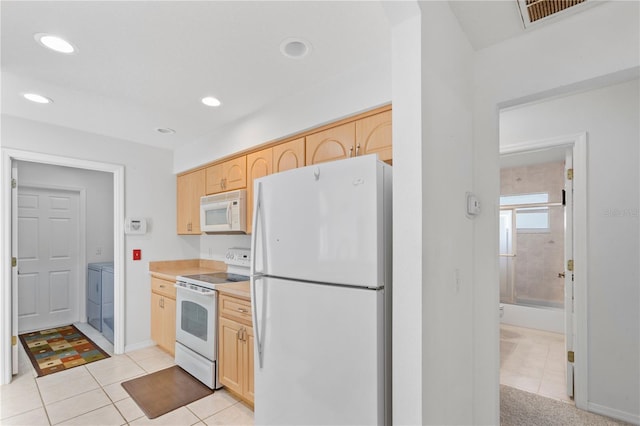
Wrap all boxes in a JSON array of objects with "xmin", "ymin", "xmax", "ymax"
[
  {"xmin": 280, "ymin": 37, "xmax": 312, "ymax": 59},
  {"xmin": 201, "ymin": 96, "xmax": 221, "ymax": 107},
  {"xmin": 23, "ymin": 93, "xmax": 53, "ymax": 104},
  {"xmin": 156, "ymin": 128, "xmax": 176, "ymax": 134},
  {"xmin": 34, "ymin": 33, "xmax": 76, "ymax": 54}
]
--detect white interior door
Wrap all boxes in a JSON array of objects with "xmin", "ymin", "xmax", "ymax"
[
  {"xmin": 11, "ymin": 165, "xmax": 18, "ymax": 374},
  {"xmin": 17, "ymin": 186, "xmax": 80, "ymax": 332},
  {"xmin": 564, "ymin": 148, "xmax": 575, "ymax": 398}
]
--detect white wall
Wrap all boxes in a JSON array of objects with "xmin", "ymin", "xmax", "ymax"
[
  {"xmin": 173, "ymin": 53, "xmax": 391, "ymax": 173},
  {"xmin": 417, "ymin": 3, "xmax": 476, "ymax": 424},
  {"xmin": 1, "ymin": 116, "xmax": 201, "ymax": 350},
  {"xmin": 199, "ymin": 234, "xmax": 251, "ymax": 261},
  {"xmin": 500, "ymin": 79, "xmax": 640, "ymax": 421},
  {"xmin": 16, "ymin": 161, "xmax": 114, "ymax": 265},
  {"xmin": 474, "ymin": 1, "xmax": 639, "ymax": 422}
]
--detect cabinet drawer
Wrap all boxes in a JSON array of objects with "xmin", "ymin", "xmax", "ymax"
[
  {"xmin": 151, "ymin": 277, "xmax": 176, "ymax": 299},
  {"xmin": 219, "ymin": 293, "xmax": 252, "ymax": 326}
]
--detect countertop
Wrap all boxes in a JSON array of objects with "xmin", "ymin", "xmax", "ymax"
[
  {"xmin": 149, "ymin": 259, "xmax": 251, "ymax": 300},
  {"xmin": 215, "ymin": 281, "xmax": 251, "ymax": 300},
  {"xmin": 148, "ymin": 259, "xmax": 225, "ymax": 281}
]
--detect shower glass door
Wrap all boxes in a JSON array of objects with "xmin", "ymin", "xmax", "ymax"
[{"xmin": 499, "ymin": 210, "xmax": 516, "ymax": 304}]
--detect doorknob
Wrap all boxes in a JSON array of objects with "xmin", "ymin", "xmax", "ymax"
[{"xmin": 558, "ymin": 272, "xmax": 566, "ymax": 278}]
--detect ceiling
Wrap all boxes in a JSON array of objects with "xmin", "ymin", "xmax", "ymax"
[{"xmin": 0, "ymin": 1, "xmax": 587, "ymax": 152}]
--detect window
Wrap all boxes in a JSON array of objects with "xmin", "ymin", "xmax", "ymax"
[{"xmin": 500, "ymin": 193, "xmax": 550, "ymax": 232}]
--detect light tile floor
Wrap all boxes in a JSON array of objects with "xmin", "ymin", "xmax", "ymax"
[
  {"xmin": 500, "ymin": 323, "xmax": 573, "ymax": 404},
  {"xmin": 0, "ymin": 323, "xmax": 254, "ymax": 425}
]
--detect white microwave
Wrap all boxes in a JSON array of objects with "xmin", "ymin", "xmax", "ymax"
[{"xmin": 200, "ymin": 189, "xmax": 247, "ymax": 234}]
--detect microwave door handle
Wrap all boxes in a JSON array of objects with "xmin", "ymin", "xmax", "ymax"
[{"xmin": 226, "ymin": 202, "xmax": 232, "ymax": 229}]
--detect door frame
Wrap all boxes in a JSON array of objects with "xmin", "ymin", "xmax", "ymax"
[
  {"xmin": 1, "ymin": 148, "xmax": 125, "ymax": 385},
  {"xmin": 18, "ymin": 183, "xmax": 87, "ymax": 331},
  {"xmin": 500, "ymin": 132, "xmax": 588, "ymax": 409}
]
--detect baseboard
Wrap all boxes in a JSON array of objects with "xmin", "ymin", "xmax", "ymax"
[
  {"xmin": 124, "ymin": 340, "xmax": 156, "ymax": 353},
  {"xmin": 588, "ymin": 402, "xmax": 640, "ymax": 425}
]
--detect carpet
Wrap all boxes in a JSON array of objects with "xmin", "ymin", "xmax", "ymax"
[
  {"xmin": 19, "ymin": 324, "xmax": 110, "ymax": 377},
  {"xmin": 500, "ymin": 385, "xmax": 628, "ymax": 425},
  {"xmin": 121, "ymin": 366, "xmax": 213, "ymax": 419}
]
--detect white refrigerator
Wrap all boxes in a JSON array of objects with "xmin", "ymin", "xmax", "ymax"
[{"xmin": 250, "ymin": 154, "xmax": 392, "ymax": 425}]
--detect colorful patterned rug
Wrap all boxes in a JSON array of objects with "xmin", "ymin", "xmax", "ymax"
[{"xmin": 19, "ymin": 324, "xmax": 110, "ymax": 377}]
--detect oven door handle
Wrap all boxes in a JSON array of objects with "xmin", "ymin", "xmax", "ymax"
[{"xmin": 174, "ymin": 283, "xmax": 217, "ymax": 296}]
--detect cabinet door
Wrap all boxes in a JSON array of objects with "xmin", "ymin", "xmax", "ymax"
[
  {"xmin": 163, "ymin": 296, "xmax": 176, "ymax": 356},
  {"xmin": 151, "ymin": 292, "xmax": 163, "ymax": 347},
  {"xmin": 205, "ymin": 163, "xmax": 224, "ymax": 195},
  {"xmin": 177, "ymin": 169, "xmax": 205, "ymax": 234},
  {"xmin": 273, "ymin": 138, "xmax": 305, "ymax": 173},
  {"xmin": 246, "ymin": 149, "xmax": 272, "ymax": 234},
  {"xmin": 356, "ymin": 110, "xmax": 392, "ymax": 162},
  {"xmin": 219, "ymin": 316, "xmax": 243, "ymax": 395},
  {"xmin": 244, "ymin": 325, "xmax": 255, "ymax": 403},
  {"xmin": 205, "ymin": 157, "xmax": 247, "ymax": 194},
  {"xmin": 306, "ymin": 122, "xmax": 355, "ymax": 165},
  {"xmin": 222, "ymin": 156, "xmax": 247, "ymax": 191}
]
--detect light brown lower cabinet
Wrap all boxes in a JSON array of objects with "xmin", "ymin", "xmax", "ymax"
[
  {"xmin": 218, "ymin": 294, "xmax": 254, "ymax": 404},
  {"xmin": 150, "ymin": 277, "xmax": 176, "ymax": 356}
]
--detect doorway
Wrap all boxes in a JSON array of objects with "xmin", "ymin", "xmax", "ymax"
[
  {"xmin": 498, "ymin": 133, "xmax": 588, "ymax": 408},
  {"xmin": 498, "ymin": 148, "xmax": 571, "ymax": 402},
  {"xmin": 0, "ymin": 148, "xmax": 125, "ymax": 385}
]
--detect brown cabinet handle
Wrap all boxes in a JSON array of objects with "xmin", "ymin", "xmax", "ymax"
[
  {"xmin": 356, "ymin": 143, "xmax": 360, "ymax": 156},
  {"xmin": 349, "ymin": 146, "xmax": 354, "ymax": 158}
]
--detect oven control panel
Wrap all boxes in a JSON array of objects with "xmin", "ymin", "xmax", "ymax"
[{"xmin": 225, "ymin": 247, "xmax": 251, "ymax": 267}]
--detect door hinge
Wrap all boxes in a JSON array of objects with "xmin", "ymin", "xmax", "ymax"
[
  {"xmin": 567, "ymin": 168, "xmax": 574, "ymax": 180},
  {"xmin": 11, "ymin": 257, "xmax": 17, "ymax": 267},
  {"xmin": 11, "ymin": 178, "xmax": 16, "ymax": 189},
  {"xmin": 567, "ymin": 259, "xmax": 574, "ymax": 272},
  {"xmin": 12, "ymin": 336, "xmax": 17, "ymax": 346},
  {"xmin": 568, "ymin": 351, "xmax": 575, "ymax": 363}
]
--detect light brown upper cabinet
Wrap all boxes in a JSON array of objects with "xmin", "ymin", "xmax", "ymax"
[
  {"xmin": 206, "ymin": 156, "xmax": 247, "ymax": 195},
  {"xmin": 273, "ymin": 137, "xmax": 305, "ymax": 173},
  {"xmin": 246, "ymin": 148, "xmax": 273, "ymax": 234},
  {"xmin": 177, "ymin": 169, "xmax": 205, "ymax": 235},
  {"xmin": 306, "ymin": 122, "xmax": 356, "ymax": 165},
  {"xmin": 356, "ymin": 110, "xmax": 392, "ymax": 163}
]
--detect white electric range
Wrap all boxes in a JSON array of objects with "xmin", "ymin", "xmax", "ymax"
[{"xmin": 174, "ymin": 247, "xmax": 250, "ymax": 389}]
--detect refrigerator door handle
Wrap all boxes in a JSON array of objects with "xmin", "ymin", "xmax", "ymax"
[
  {"xmin": 251, "ymin": 276, "xmax": 264, "ymax": 368},
  {"xmin": 251, "ymin": 181, "xmax": 265, "ymax": 368},
  {"xmin": 251, "ymin": 181, "xmax": 262, "ymax": 276}
]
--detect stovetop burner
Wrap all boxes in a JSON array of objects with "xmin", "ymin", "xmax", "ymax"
[
  {"xmin": 180, "ymin": 272, "xmax": 249, "ymax": 285},
  {"xmin": 176, "ymin": 271, "xmax": 250, "ymax": 290}
]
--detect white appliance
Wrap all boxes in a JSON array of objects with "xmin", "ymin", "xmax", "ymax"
[
  {"xmin": 200, "ymin": 190, "xmax": 247, "ymax": 234},
  {"xmin": 174, "ymin": 248, "xmax": 250, "ymax": 389},
  {"xmin": 251, "ymin": 155, "xmax": 392, "ymax": 425}
]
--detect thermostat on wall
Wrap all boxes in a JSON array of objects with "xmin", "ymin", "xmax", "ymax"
[{"xmin": 124, "ymin": 217, "xmax": 147, "ymax": 235}]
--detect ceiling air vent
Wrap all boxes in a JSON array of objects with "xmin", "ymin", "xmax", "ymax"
[{"xmin": 517, "ymin": 0, "xmax": 591, "ymax": 28}]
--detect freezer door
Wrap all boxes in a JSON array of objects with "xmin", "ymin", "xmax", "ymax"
[
  {"xmin": 253, "ymin": 155, "xmax": 388, "ymax": 288},
  {"xmin": 252, "ymin": 276, "xmax": 386, "ymax": 425}
]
